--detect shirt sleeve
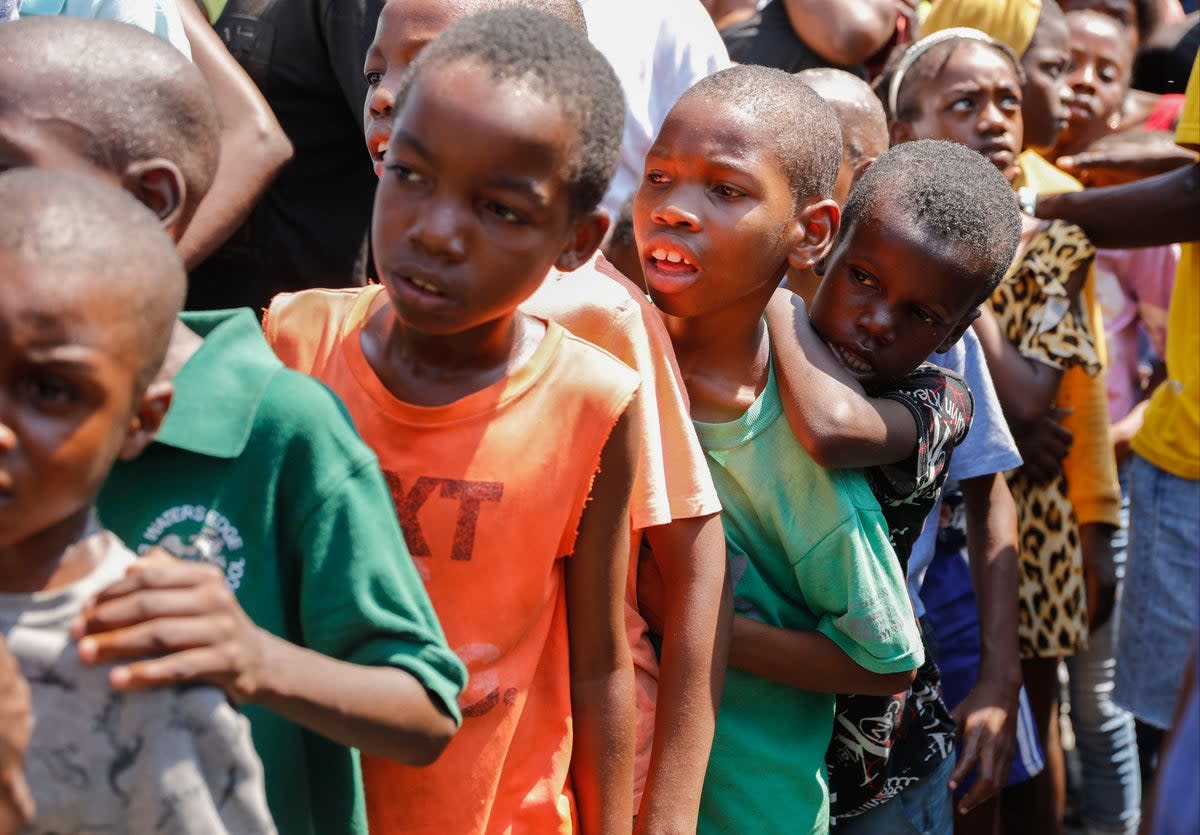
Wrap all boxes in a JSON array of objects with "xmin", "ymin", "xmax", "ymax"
[
  {"xmin": 1059, "ymin": 278, "xmax": 1122, "ymax": 528},
  {"xmin": 872, "ymin": 366, "xmax": 974, "ymax": 501},
  {"xmin": 273, "ymin": 374, "xmax": 467, "ymax": 724},
  {"xmin": 949, "ymin": 331, "xmax": 1023, "ymax": 482},
  {"xmin": 794, "ymin": 508, "xmax": 924, "ymax": 676}
]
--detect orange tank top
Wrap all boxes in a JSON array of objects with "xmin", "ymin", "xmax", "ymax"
[{"xmin": 266, "ymin": 285, "xmax": 641, "ymax": 834}]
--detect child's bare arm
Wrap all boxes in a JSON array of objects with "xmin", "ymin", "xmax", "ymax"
[
  {"xmin": 567, "ymin": 408, "xmax": 638, "ymax": 835},
  {"xmin": 176, "ymin": 0, "xmax": 292, "ymax": 269},
  {"xmin": 765, "ymin": 288, "xmax": 919, "ymax": 468},
  {"xmin": 729, "ymin": 616, "xmax": 916, "ymax": 696},
  {"xmin": 72, "ymin": 555, "xmax": 457, "ymax": 765},
  {"xmin": 970, "ymin": 304, "xmax": 1067, "ymax": 433},
  {"xmin": 636, "ymin": 514, "xmax": 730, "ymax": 835},
  {"xmin": 948, "ymin": 472, "xmax": 1022, "ymax": 812}
]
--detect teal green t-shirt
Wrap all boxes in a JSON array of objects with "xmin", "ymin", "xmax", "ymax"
[
  {"xmin": 694, "ymin": 361, "xmax": 923, "ymax": 835},
  {"xmin": 98, "ymin": 309, "xmax": 466, "ymax": 835}
]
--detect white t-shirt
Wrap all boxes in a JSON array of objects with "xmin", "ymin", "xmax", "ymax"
[
  {"xmin": 580, "ymin": 0, "xmax": 730, "ymax": 225},
  {"xmin": 0, "ymin": 527, "xmax": 275, "ymax": 834}
]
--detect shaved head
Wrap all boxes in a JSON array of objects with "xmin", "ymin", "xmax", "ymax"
[
  {"xmin": 0, "ymin": 169, "xmax": 186, "ymax": 389},
  {"xmin": 796, "ymin": 68, "xmax": 889, "ymax": 166},
  {"xmin": 0, "ymin": 17, "xmax": 220, "ymax": 222}
]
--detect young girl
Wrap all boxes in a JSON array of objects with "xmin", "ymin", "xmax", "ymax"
[{"xmin": 888, "ymin": 28, "xmax": 1106, "ymax": 835}]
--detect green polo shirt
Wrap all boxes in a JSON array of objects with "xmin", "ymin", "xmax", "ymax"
[{"xmin": 98, "ymin": 309, "xmax": 465, "ymax": 835}]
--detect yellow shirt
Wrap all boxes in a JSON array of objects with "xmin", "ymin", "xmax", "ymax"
[
  {"xmin": 1016, "ymin": 150, "xmax": 1122, "ymax": 527},
  {"xmin": 1132, "ymin": 56, "xmax": 1200, "ymax": 480}
]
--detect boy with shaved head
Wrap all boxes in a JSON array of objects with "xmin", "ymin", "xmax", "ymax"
[
  {"xmin": 0, "ymin": 168, "xmax": 274, "ymax": 834},
  {"xmin": 0, "ymin": 17, "xmax": 467, "ymax": 835}
]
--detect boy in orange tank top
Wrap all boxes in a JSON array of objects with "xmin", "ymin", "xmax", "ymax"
[{"xmin": 266, "ymin": 10, "xmax": 639, "ymax": 834}]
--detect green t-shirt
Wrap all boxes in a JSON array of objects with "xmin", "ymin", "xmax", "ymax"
[
  {"xmin": 98, "ymin": 309, "xmax": 466, "ymax": 835},
  {"xmin": 694, "ymin": 361, "xmax": 923, "ymax": 835}
]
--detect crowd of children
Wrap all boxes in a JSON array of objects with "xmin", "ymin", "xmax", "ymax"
[{"xmin": 0, "ymin": 0, "xmax": 1196, "ymax": 834}]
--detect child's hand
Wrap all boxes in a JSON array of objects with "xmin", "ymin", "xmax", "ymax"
[
  {"xmin": 1015, "ymin": 409, "xmax": 1073, "ymax": 483},
  {"xmin": 0, "ymin": 636, "xmax": 34, "ymax": 834},
  {"xmin": 71, "ymin": 550, "xmax": 268, "ymax": 704},
  {"xmin": 947, "ymin": 675, "xmax": 1020, "ymax": 814}
]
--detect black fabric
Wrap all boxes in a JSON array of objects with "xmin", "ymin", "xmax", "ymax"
[
  {"xmin": 187, "ymin": 0, "xmax": 383, "ymax": 314},
  {"xmin": 719, "ymin": 0, "xmax": 865, "ymax": 77},
  {"xmin": 825, "ymin": 365, "xmax": 973, "ymax": 819}
]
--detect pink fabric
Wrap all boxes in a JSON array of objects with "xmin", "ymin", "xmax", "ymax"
[{"xmin": 1093, "ymin": 245, "xmax": 1179, "ymax": 421}]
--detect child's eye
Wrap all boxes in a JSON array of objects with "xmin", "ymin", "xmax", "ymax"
[
  {"xmin": 645, "ymin": 170, "xmax": 670, "ymax": 186},
  {"xmin": 912, "ymin": 308, "xmax": 940, "ymax": 326},
  {"xmin": 20, "ymin": 374, "xmax": 79, "ymax": 406},
  {"xmin": 1041, "ymin": 60, "xmax": 1066, "ymax": 79},
  {"xmin": 365, "ymin": 70, "xmax": 383, "ymax": 87},
  {"xmin": 387, "ymin": 164, "xmax": 425, "ymax": 185},
  {"xmin": 949, "ymin": 97, "xmax": 976, "ymax": 112},
  {"xmin": 712, "ymin": 183, "xmax": 745, "ymax": 200},
  {"xmin": 850, "ymin": 268, "xmax": 879, "ymax": 289},
  {"xmin": 483, "ymin": 201, "xmax": 526, "ymax": 225},
  {"xmin": 1001, "ymin": 94, "xmax": 1021, "ymax": 110}
]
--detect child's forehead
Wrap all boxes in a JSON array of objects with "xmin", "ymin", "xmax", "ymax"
[
  {"xmin": 658, "ymin": 94, "xmax": 773, "ymax": 158},
  {"xmin": 930, "ymin": 41, "xmax": 1020, "ymax": 87}
]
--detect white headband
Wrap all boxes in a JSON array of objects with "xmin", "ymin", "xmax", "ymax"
[{"xmin": 887, "ymin": 27, "xmax": 1001, "ymax": 119}]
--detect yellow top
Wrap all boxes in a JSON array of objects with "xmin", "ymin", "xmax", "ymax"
[
  {"xmin": 921, "ymin": 0, "xmax": 1042, "ymax": 56},
  {"xmin": 1132, "ymin": 56, "xmax": 1200, "ymax": 480},
  {"xmin": 1016, "ymin": 150, "xmax": 1121, "ymax": 527}
]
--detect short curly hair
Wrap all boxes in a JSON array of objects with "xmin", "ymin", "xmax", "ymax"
[
  {"xmin": 842, "ymin": 140, "xmax": 1022, "ymax": 303},
  {"xmin": 396, "ymin": 8, "xmax": 623, "ymax": 218},
  {"xmin": 680, "ymin": 65, "xmax": 842, "ymax": 207}
]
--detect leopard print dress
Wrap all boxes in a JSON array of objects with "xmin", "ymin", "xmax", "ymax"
[{"xmin": 990, "ymin": 219, "xmax": 1100, "ymax": 659}]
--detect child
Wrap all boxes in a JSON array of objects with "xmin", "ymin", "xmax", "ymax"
[
  {"xmin": 0, "ymin": 18, "xmax": 468, "ymax": 835},
  {"xmin": 358, "ymin": 1, "xmax": 729, "ymax": 829},
  {"xmin": 0, "ymin": 168, "xmax": 274, "ymax": 834},
  {"xmin": 632, "ymin": 63, "xmax": 925, "ymax": 834},
  {"xmin": 267, "ymin": 10, "xmax": 639, "ymax": 833},
  {"xmin": 888, "ymin": 26, "xmax": 1118, "ymax": 834}
]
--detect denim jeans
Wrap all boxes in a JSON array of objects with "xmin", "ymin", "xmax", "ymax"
[
  {"xmin": 832, "ymin": 750, "xmax": 956, "ymax": 835},
  {"xmin": 1066, "ymin": 463, "xmax": 1141, "ymax": 834},
  {"xmin": 1114, "ymin": 454, "xmax": 1200, "ymax": 729}
]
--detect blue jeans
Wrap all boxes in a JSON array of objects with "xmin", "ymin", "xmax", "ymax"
[
  {"xmin": 832, "ymin": 751, "xmax": 956, "ymax": 835},
  {"xmin": 1114, "ymin": 454, "xmax": 1200, "ymax": 730},
  {"xmin": 1066, "ymin": 464, "xmax": 1141, "ymax": 834}
]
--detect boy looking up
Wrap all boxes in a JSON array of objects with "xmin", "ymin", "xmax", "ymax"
[
  {"xmin": 0, "ymin": 18, "xmax": 467, "ymax": 835},
  {"xmin": 352, "ymin": 1, "xmax": 730, "ymax": 830},
  {"xmin": 0, "ymin": 168, "xmax": 273, "ymax": 834},
  {"xmin": 633, "ymin": 64, "xmax": 925, "ymax": 835},
  {"xmin": 267, "ymin": 10, "xmax": 639, "ymax": 834}
]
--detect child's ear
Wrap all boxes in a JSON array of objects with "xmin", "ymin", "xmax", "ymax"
[
  {"xmin": 121, "ymin": 159, "xmax": 187, "ymax": 240},
  {"xmin": 786, "ymin": 199, "xmax": 840, "ymax": 273},
  {"xmin": 889, "ymin": 120, "xmax": 913, "ymax": 148},
  {"xmin": 555, "ymin": 209, "xmax": 608, "ymax": 272},
  {"xmin": 935, "ymin": 306, "xmax": 981, "ymax": 354},
  {"xmin": 118, "ymin": 381, "xmax": 174, "ymax": 461}
]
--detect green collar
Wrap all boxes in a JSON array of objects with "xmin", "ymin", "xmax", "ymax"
[{"xmin": 154, "ymin": 309, "xmax": 282, "ymax": 459}]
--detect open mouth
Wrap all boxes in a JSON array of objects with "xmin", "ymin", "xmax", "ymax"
[
  {"xmin": 405, "ymin": 275, "xmax": 444, "ymax": 297},
  {"xmin": 646, "ymin": 245, "xmax": 697, "ymax": 273}
]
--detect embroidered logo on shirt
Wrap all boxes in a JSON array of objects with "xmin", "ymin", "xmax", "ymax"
[{"xmin": 137, "ymin": 506, "xmax": 246, "ymax": 591}]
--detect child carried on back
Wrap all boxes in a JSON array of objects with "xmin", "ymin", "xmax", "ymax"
[{"xmin": 631, "ymin": 62, "xmax": 1022, "ymax": 832}]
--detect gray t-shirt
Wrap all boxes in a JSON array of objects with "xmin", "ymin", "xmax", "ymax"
[
  {"xmin": 906, "ymin": 328, "xmax": 1023, "ymax": 616},
  {"xmin": 0, "ymin": 528, "xmax": 276, "ymax": 835}
]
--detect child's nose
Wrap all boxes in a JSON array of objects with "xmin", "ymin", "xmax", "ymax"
[
  {"xmin": 860, "ymin": 305, "xmax": 896, "ymax": 347},
  {"xmin": 368, "ymin": 86, "xmax": 394, "ymax": 121},
  {"xmin": 651, "ymin": 199, "xmax": 701, "ymax": 232},
  {"xmin": 408, "ymin": 199, "xmax": 467, "ymax": 260}
]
